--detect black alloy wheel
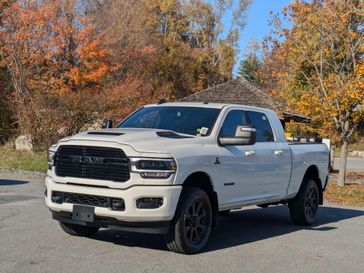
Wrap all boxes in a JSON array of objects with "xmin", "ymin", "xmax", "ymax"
[
  {"xmin": 289, "ymin": 179, "xmax": 319, "ymax": 225},
  {"xmin": 184, "ymin": 198, "xmax": 210, "ymax": 245},
  {"xmin": 165, "ymin": 187, "xmax": 213, "ymax": 254},
  {"xmin": 304, "ymin": 184, "xmax": 319, "ymax": 219}
]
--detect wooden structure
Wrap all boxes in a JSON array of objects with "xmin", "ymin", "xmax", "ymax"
[{"xmin": 180, "ymin": 78, "xmax": 310, "ymax": 126}]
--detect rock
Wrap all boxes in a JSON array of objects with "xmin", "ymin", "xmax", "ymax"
[
  {"xmin": 15, "ymin": 135, "xmax": 33, "ymax": 151},
  {"xmin": 351, "ymin": 150, "xmax": 364, "ymax": 158},
  {"xmin": 57, "ymin": 127, "xmax": 67, "ymax": 135}
]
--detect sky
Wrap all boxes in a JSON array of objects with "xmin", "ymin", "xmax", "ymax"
[{"xmin": 231, "ymin": 0, "xmax": 292, "ymax": 76}]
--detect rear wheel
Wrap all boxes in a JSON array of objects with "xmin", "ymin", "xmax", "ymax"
[
  {"xmin": 59, "ymin": 222, "xmax": 99, "ymax": 237},
  {"xmin": 289, "ymin": 179, "xmax": 319, "ymax": 225},
  {"xmin": 165, "ymin": 187, "xmax": 212, "ymax": 254}
]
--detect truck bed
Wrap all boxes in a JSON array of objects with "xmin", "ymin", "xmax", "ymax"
[{"xmin": 286, "ymin": 143, "xmax": 329, "ymax": 198}]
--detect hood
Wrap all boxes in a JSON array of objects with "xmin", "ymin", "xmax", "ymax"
[{"xmin": 60, "ymin": 128, "xmax": 201, "ymax": 153}]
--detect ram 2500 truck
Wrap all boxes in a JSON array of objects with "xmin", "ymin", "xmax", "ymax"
[{"xmin": 45, "ymin": 102, "xmax": 329, "ymax": 254}]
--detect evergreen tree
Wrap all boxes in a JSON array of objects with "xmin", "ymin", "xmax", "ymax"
[{"xmin": 237, "ymin": 53, "xmax": 262, "ymax": 87}]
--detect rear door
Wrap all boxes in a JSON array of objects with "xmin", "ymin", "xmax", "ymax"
[{"xmin": 245, "ymin": 110, "xmax": 291, "ymax": 199}]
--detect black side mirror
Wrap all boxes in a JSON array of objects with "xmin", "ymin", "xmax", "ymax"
[
  {"xmin": 219, "ymin": 124, "xmax": 256, "ymax": 146},
  {"xmin": 102, "ymin": 119, "xmax": 113, "ymax": 129}
]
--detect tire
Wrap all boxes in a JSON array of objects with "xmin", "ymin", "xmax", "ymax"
[
  {"xmin": 165, "ymin": 187, "xmax": 213, "ymax": 254},
  {"xmin": 289, "ymin": 179, "xmax": 319, "ymax": 225},
  {"xmin": 59, "ymin": 221, "xmax": 99, "ymax": 237}
]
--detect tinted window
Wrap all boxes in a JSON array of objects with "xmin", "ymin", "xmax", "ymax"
[
  {"xmin": 246, "ymin": 111, "xmax": 274, "ymax": 142},
  {"xmin": 220, "ymin": 110, "xmax": 246, "ymax": 137},
  {"xmin": 118, "ymin": 106, "xmax": 220, "ymax": 136}
]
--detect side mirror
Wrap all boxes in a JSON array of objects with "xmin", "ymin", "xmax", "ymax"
[
  {"xmin": 219, "ymin": 124, "xmax": 256, "ymax": 146},
  {"xmin": 102, "ymin": 119, "xmax": 113, "ymax": 129}
]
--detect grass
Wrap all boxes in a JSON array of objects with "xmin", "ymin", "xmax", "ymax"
[
  {"xmin": 324, "ymin": 180, "xmax": 364, "ymax": 208},
  {"xmin": 0, "ymin": 142, "xmax": 47, "ymax": 172}
]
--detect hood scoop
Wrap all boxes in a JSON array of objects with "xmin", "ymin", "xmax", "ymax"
[{"xmin": 87, "ymin": 131, "xmax": 124, "ymax": 136}]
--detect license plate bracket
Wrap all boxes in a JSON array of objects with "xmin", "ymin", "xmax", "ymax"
[{"xmin": 72, "ymin": 205, "xmax": 95, "ymax": 222}]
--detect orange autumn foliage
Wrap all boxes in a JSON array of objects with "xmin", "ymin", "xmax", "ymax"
[
  {"xmin": 0, "ymin": 0, "xmax": 251, "ymax": 149},
  {"xmin": 1, "ymin": 0, "xmax": 111, "ymax": 94}
]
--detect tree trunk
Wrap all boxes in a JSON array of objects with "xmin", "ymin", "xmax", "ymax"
[{"xmin": 337, "ymin": 140, "xmax": 348, "ymax": 187}]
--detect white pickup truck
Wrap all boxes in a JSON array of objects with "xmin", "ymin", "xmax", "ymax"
[{"xmin": 45, "ymin": 102, "xmax": 329, "ymax": 254}]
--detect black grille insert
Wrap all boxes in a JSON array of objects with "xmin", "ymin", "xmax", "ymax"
[
  {"xmin": 52, "ymin": 191, "xmax": 125, "ymax": 211},
  {"xmin": 55, "ymin": 145, "xmax": 130, "ymax": 182}
]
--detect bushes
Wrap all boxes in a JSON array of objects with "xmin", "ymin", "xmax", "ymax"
[
  {"xmin": 15, "ymin": 77, "xmax": 153, "ymax": 150},
  {"xmin": 0, "ymin": 99, "xmax": 14, "ymax": 145},
  {"xmin": 16, "ymin": 92, "xmax": 102, "ymax": 150}
]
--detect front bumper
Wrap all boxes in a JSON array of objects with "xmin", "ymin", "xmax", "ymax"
[
  {"xmin": 45, "ymin": 176, "xmax": 182, "ymax": 232},
  {"xmin": 52, "ymin": 211, "xmax": 171, "ymax": 234}
]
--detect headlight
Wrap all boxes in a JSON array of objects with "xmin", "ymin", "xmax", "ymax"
[
  {"xmin": 47, "ymin": 150, "xmax": 56, "ymax": 170},
  {"xmin": 130, "ymin": 158, "xmax": 177, "ymax": 179}
]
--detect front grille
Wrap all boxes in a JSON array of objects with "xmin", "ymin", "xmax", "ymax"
[
  {"xmin": 52, "ymin": 191, "xmax": 125, "ymax": 211},
  {"xmin": 55, "ymin": 145, "xmax": 130, "ymax": 182}
]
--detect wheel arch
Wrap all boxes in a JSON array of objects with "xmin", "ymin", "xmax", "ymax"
[
  {"xmin": 302, "ymin": 165, "xmax": 323, "ymax": 205},
  {"xmin": 182, "ymin": 171, "xmax": 218, "ymax": 228}
]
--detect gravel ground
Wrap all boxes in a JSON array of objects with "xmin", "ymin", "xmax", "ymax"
[{"xmin": 0, "ymin": 167, "xmax": 45, "ymax": 178}]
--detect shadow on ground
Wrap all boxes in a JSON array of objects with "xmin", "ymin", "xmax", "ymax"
[
  {"xmin": 91, "ymin": 205, "xmax": 364, "ymax": 253},
  {"xmin": 0, "ymin": 179, "xmax": 29, "ymax": 186},
  {"xmin": 0, "ymin": 195, "xmax": 38, "ymax": 204}
]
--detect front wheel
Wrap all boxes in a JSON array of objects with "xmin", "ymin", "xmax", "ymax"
[
  {"xmin": 165, "ymin": 187, "xmax": 212, "ymax": 254},
  {"xmin": 219, "ymin": 210, "xmax": 230, "ymax": 216},
  {"xmin": 289, "ymin": 179, "xmax": 319, "ymax": 225}
]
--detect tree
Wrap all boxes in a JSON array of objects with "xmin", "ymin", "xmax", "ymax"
[
  {"xmin": 237, "ymin": 53, "xmax": 262, "ymax": 86},
  {"xmin": 0, "ymin": 0, "xmax": 252, "ymax": 149},
  {"xmin": 1, "ymin": 0, "xmax": 111, "ymax": 94},
  {"xmin": 266, "ymin": 0, "xmax": 364, "ymax": 186},
  {"xmin": 238, "ymin": 39, "xmax": 262, "ymax": 86},
  {"xmin": 0, "ymin": 0, "xmax": 112, "ymax": 148},
  {"xmin": 93, "ymin": 0, "xmax": 251, "ymax": 99}
]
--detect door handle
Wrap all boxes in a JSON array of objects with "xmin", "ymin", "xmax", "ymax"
[
  {"xmin": 274, "ymin": 150, "xmax": 284, "ymax": 156},
  {"xmin": 245, "ymin": 150, "xmax": 256, "ymax": 156}
]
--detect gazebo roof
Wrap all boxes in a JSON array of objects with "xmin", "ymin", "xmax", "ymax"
[{"xmin": 180, "ymin": 78, "xmax": 309, "ymax": 122}]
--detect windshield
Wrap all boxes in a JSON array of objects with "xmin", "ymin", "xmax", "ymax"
[{"xmin": 118, "ymin": 106, "xmax": 220, "ymax": 136}]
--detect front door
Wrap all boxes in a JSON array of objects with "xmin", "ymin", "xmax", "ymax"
[{"xmin": 217, "ymin": 109, "xmax": 258, "ymax": 208}]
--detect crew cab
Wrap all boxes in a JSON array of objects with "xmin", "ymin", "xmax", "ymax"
[{"xmin": 45, "ymin": 102, "xmax": 329, "ymax": 254}]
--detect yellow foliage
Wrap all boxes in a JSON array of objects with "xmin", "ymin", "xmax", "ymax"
[{"xmin": 265, "ymin": 0, "xmax": 364, "ymax": 142}]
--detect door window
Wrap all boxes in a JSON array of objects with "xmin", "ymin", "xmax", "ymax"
[
  {"xmin": 220, "ymin": 110, "xmax": 246, "ymax": 137},
  {"xmin": 246, "ymin": 111, "xmax": 274, "ymax": 142}
]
